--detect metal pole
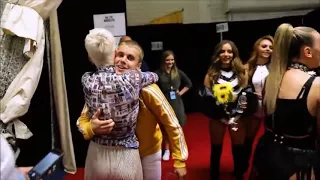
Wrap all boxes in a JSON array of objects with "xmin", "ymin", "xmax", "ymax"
[
  {"xmin": 220, "ymin": 32, "xmax": 223, "ymax": 42},
  {"xmin": 45, "ymin": 24, "xmax": 56, "ymax": 150}
]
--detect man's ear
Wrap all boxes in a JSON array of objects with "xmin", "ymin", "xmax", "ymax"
[
  {"xmin": 138, "ymin": 62, "xmax": 142, "ymax": 68},
  {"xmin": 303, "ymin": 46, "xmax": 312, "ymax": 58},
  {"xmin": 114, "ymin": 49, "xmax": 118, "ymax": 58}
]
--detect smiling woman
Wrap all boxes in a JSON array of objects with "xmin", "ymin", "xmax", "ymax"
[
  {"xmin": 244, "ymin": 35, "xmax": 274, "ymax": 175},
  {"xmin": 202, "ymin": 40, "xmax": 252, "ymax": 180},
  {"xmin": 155, "ymin": 50, "xmax": 192, "ymax": 161}
]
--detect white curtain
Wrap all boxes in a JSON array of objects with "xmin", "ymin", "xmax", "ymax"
[
  {"xmin": 0, "ymin": 0, "xmax": 76, "ymax": 174},
  {"xmin": 48, "ymin": 9, "xmax": 77, "ymax": 174}
]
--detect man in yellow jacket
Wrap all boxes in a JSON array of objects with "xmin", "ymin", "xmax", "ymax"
[{"xmin": 77, "ymin": 40, "xmax": 188, "ymax": 180}]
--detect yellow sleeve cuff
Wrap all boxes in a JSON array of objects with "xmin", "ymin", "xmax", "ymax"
[
  {"xmin": 84, "ymin": 122, "xmax": 95, "ymax": 140},
  {"xmin": 173, "ymin": 160, "xmax": 186, "ymax": 168},
  {"xmin": 78, "ymin": 115, "xmax": 95, "ymax": 140}
]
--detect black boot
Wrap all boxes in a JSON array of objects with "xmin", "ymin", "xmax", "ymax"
[
  {"xmin": 232, "ymin": 145, "xmax": 247, "ymax": 180},
  {"xmin": 243, "ymin": 138, "xmax": 254, "ymax": 173},
  {"xmin": 210, "ymin": 144, "xmax": 222, "ymax": 180}
]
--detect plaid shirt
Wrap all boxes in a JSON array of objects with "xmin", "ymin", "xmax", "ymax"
[{"xmin": 82, "ymin": 66, "xmax": 158, "ymax": 148}]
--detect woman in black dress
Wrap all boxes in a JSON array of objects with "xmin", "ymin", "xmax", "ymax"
[
  {"xmin": 155, "ymin": 50, "xmax": 192, "ymax": 161},
  {"xmin": 251, "ymin": 23, "xmax": 320, "ymax": 180},
  {"xmin": 201, "ymin": 40, "xmax": 256, "ymax": 180}
]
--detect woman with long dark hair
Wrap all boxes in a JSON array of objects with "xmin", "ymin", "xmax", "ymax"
[{"xmin": 202, "ymin": 40, "xmax": 250, "ymax": 180}]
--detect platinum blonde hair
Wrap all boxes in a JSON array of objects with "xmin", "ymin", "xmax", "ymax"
[{"xmin": 84, "ymin": 28, "xmax": 115, "ymax": 67}]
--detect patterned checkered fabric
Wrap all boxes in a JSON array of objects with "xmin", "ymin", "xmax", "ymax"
[{"xmin": 82, "ymin": 66, "xmax": 158, "ymax": 148}]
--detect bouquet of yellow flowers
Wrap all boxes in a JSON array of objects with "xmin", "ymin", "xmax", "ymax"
[
  {"xmin": 212, "ymin": 83, "xmax": 240, "ymax": 131},
  {"xmin": 212, "ymin": 83, "xmax": 233, "ymax": 105}
]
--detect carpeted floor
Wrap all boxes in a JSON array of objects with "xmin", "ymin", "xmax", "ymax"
[{"xmin": 65, "ymin": 113, "xmax": 264, "ymax": 180}]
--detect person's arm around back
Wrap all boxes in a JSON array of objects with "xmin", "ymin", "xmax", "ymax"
[{"xmin": 77, "ymin": 104, "xmax": 115, "ymax": 140}]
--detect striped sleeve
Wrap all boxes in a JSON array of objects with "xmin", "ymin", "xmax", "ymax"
[{"xmin": 141, "ymin": 84, "xmax": 188, "ymax": 168}]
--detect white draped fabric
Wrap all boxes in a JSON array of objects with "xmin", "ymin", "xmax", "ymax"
[{"xmin": 0, "ymin": 0, "xmax": 76, "ymax": 174}]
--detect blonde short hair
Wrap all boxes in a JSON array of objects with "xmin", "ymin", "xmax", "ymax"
[{"xmin": 84, "ymin": 28, "xmax": 115, "ymax": 67}]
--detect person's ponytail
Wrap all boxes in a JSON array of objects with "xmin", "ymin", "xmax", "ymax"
[{"xmin": 263, "ymin": 23, "xmax": 294, "ymax": 114}]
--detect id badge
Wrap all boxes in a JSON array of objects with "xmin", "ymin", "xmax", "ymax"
[{"xmin": 169, "ymin": 91, "xmax": 176, "ymax": 100}]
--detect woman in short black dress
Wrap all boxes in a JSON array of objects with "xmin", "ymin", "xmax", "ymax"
[{"xmin": 251, "ymin": 23, "xmax": 320, "ymax": 180}]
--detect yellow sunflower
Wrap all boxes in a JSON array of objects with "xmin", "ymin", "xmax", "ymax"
[{"xmin": 212, "ymin": 83, "xmax": 233, "ymax": 104}]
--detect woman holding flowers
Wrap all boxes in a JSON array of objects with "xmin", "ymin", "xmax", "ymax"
[{"xmin": 203, "ymin": 40, "xmax": 250, "ymax": 180}]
